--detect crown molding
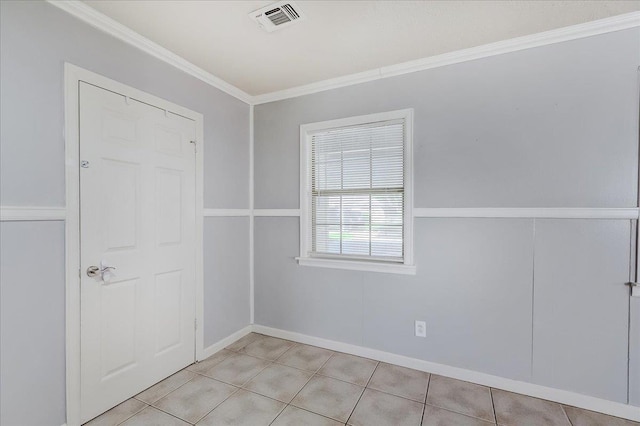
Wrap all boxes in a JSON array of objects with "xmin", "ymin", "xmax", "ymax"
[
  {"xmin": 47, "ymin": 0, "xmax": 253, "ymax": 104},
  {"xmin": 253, "ymin": 11, "xmax": 640, "ymax": 105},
  {"xmin": 48, "ymin": 1, "xmax": 639, "ymax": 106}
]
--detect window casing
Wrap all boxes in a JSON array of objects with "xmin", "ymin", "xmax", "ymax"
[{"xmin": 298, "ymin": 109, "xmax": 414, "ymax": 275}]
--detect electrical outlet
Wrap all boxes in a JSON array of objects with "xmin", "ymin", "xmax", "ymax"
[{"xmin": 415, "ymin": 320, "xmax": 426, "ymax": 337}]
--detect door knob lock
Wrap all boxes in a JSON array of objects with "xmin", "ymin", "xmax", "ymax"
[{"xmin": 86, "ymin": 265, "xmax": 116, "ymax": 277}]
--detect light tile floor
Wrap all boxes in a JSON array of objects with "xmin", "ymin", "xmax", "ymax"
[{"xmin": 85, "ymin": 333, "xmax": 639, "ymax": 426}]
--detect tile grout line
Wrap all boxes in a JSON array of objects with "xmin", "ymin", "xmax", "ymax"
[
  {"xmin": 424, "ymin": 373, "xmax": 432, "ymax": 404},
  {"xmin": 144, "ymin": 372, "xmax": 225, "ymax": 422},
  {"xmin": 424, "ymin": 398, "xmax": 497, "ymax": 424},
  {"xmin": 560, "ymin": 404, "xmax": 574, "ymax": 426},
  {"xmin": 344, "ymin": 360, "xmax": 380, "ymax": 425},
  {"xmin": 420, "ymin": 373, "xmax": 432, "ymax": 425},
  {"xmin": 268, "ymin": 364, "xmax": 320, "ymax": 425},
  {"xmin": 143, "ymin": 404, "xmax": 204, "ymax": 425},
  {"xmin": 109, "ymin": 401, "xmax": 149, "ymax": 426},
  {"xmin": 489, "ymin": 387, "xmax": 498, "ymax": 424},
  {"xmin": 204, "ymin": 383, "xmax": 290, "ymax": 425},
  {"xmin": 284, "ymin": 347, "xmax": 336, "ymax": 413},
  {"xmin": 188, "ymin": 385, "xmax": 243, "ymax": 425},
  {"xmin": 141, "ymin": 371, "xmax": 200, "ymax": 407},
  {"xmin": 272, "ymin": 345, "xmax": 336, "ymax": 373}
]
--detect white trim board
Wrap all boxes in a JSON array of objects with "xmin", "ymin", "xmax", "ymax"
[
  {"xmin": 47, "ymin": 2, "xmax": 639, "ymax": 106},
  {"xmin": 0, "ymin": 206, "xmax": 66, "ymax": 221},
  {"xmin": 251, "ymin": 325, "xmax": 640, "ymax": 422},
  {"xmin": 254, "ymin": 209, "xmax": 301, "ymax": 217},
  {"xmin": 413, "ymin": 208, "xmax": 640, "ymax": 220},
  {"xmin": 249, "ymin": 105, "xmax": 255, "ymax": 325},
  {"xmin": 64, "ymin": 63, "xmax": 206, "ymax": 426},
  {"xmin": 2, "ymin": 207, "xmax": 635, "ymax": 221},
  {"xmin": 252, "ymin": 12, "xmax": 640, "ymax": 104},
  {"xmin": 47, "ymin": 0, "xmax": 252, "ymax": 104},
  {"xmin": 203, "ymin": 209, "xmax": 251, "ymax": 217},
  {"xmin": 245, "ymin": 207, "xmax": 640, "ymax": 219},
  {"xmin": 200, "ymin": 325, "xmax": 252, "ymax": 360}
]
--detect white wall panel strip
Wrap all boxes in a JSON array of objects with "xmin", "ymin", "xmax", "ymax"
[
  {"xmin": 246, "ymin": 208, "xmax": 639, "ymax": 219},
  {"xmin": 249, "ymin": 105, "xmax": 255, "ymax": 325},
  {"xmin": 203, "ymin": 209, "xmax": 251, "ymax": 217},
  {"xmin": 0, "ymin": 206, "xmax": 66, "ymax": 221},
  {"xmin": 3, "ymin": 207, "xmax": 634, "ymax": 221},
  {"xmin": 413, "ymin": 208, "xmax": 639, "ymax": 220},
  {"xmin": 254, "ymin": 209, "xmax": 301, "ymax": 217}
]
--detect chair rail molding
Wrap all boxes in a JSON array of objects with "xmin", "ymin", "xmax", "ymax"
[
  {"xmin": 412, "ymin": 207, "xmax": 640, "ymax": 219},
  {"xmin": 203, "ymin": 209, "xmax": 251, "ymax": 217},
  {"xmin": 245, "ymin": 207, "xmax": 639, "ymax": 219},
  {"xmin": 0, "ymin": 206, "xmax": 67, "ymax": 221}
]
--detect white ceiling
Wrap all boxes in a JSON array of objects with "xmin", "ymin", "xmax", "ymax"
[{"xmin": 83, "ymin": 1, "xmax": 640, "ymax": 96}]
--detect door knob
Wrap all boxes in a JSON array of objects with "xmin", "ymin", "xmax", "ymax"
[{"xmin": 86, "ymin": 265, "xmax": 116, "ymax": 277}]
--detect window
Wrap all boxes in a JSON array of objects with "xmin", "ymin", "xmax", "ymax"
[{"xmin": 298, "ymin": 109, "xmax": 414, "ymax": 274}]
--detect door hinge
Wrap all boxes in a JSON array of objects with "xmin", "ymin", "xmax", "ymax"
[
  {"xmin": 190, "ymin": 140, "xmax": 197, "ymax": 153},
  {"xmin": 194, "ymin": 318, "xmax": 198, "ymax": 330}
]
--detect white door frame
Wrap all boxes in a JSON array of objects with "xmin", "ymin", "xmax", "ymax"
[{"xmin": 64, "ymin": 63, "xmax": 205, "ymax": 426}]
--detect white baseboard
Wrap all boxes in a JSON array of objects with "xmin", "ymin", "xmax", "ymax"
[
  {"xmin": 200, "ymin": 325, "xmax": 253, "ymax": 360},
  {"xmin": 252, "ymin": 324, "xmax": 640, "ymax": 422}
]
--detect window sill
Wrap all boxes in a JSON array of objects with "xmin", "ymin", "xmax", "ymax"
[{"xmin": 295, "ymin": 257, "xmax": 416, "ymax": 275}]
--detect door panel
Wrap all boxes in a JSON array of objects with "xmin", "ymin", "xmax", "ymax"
[
  {"xmin": 532, "ymin": 219, "xmax": 630, "ymax": 403},
  {"xmin": 154, "ymin": 270, "xmax": 183, "ymax": 354},
  {"xmin": 103, "ymin": 159, "xmax": 139, "ymax": 249},
  {"xmin": 79, "ymin": 82, "xmax": 196, "ymax": 422},
  {"xmin": 100, "ymin": 280, "xmax": 138, "ymax": 377}
]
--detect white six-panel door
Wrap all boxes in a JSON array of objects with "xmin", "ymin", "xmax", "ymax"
[{"xmin": 79, "ymin": 82, "xmax": 197, "ymax": 422}]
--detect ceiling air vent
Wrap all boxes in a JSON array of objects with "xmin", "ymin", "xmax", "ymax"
[{"xmin": 250, "ymin": 1, "xmax": 305, "ymax": 33}]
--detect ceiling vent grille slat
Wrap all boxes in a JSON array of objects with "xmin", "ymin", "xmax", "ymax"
[{"xmin": 282, "ymin": 4, "xmax": 299, "ymax": 19}]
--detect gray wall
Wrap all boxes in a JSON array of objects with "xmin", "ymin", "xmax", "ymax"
[
  {"xmin": 532, "ymin": 219, "xmax": 631, "ymax": 402},
  {"xmin": 0, "ymin": 1, "xmax": 251, "ymax": 425},
  {"xmin": 254, "ymin": 28, "xmax": 640, "ymax": 405},
  {"xmin": 0, "ymin": 222, "xmax": 67, "ymax": 426},
  {"xmin": 203, "ymin": 217, "xmax": 251, "ymax": 346},
  {"xmin": 255, "ymin": 30, "xmax": 638, "ymax": 209}
]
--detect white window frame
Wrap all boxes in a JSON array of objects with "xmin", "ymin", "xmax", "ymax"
[{"xmin": 297, "ymin": 109, "xmax": 415, "ymax": 275}]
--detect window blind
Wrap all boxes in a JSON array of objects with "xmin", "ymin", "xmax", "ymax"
[{"xmin": 309, "ymin": 119, "xmax": 405, "ymax": 262}]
